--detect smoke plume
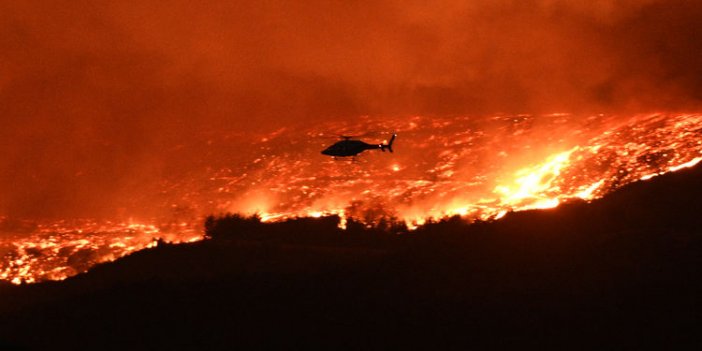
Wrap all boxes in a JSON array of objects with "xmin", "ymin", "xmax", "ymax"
[{"xmin": 1, "ymin": 0, "xmax": 701, "ymax": 218}]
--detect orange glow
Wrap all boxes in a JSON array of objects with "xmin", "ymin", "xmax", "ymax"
[
  {"xmin": 0, "ymin": 220, "xmax": 201, "ymax": 284},
  {"xmin": 3, "ymin": 113, "xmax": 702, "ymax": 284},
  {"xmin": 493, "ymin": 148, "xmax": 576, "ymax": 211},
  {"xmin": 4, "ymin": 1, "xmax": 702, "ymax": 287}
]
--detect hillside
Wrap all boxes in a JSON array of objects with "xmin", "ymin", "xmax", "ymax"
[{"xmin": 1, "ymin": 165, "xmax": 701, "ymax": 350}]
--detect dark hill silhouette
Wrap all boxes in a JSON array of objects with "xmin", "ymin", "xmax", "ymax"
[{"xmin": 1, "ymin": 165, "xmax": 702, "ymax": 350}]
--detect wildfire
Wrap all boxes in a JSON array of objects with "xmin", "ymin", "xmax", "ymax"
[
  {"xmin": 494, "ymin": 147, "xmax": 577, "ymax": 210},
  {"xmin": 3, "ymin": 113, "xmax": 702, "ymax": 284},
  {"xmin": 0, "ymin": 220, "xmax": 201, "ymax": 285}
]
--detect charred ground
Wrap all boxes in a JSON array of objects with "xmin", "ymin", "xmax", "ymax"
[{"xmin": 1, "ymin": 164, "xmax": 701, "ymax": 350}]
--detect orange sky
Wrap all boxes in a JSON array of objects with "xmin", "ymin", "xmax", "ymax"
[{"xmin": 1, "ymin": 0, "xmax": 702, "ymax": 218}]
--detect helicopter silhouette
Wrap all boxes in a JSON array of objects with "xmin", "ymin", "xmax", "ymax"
[{"xmin": 321, "ymin": 133, "xmax": 396, "ymax": 158}]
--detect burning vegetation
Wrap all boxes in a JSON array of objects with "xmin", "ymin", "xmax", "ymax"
[
  {"xmin": 2, "ymin": 154, "xmax": 701, "ymax": 349},
  {"xmin": 2, "ymin": 3, "xmax": 702, "ymax": 348},
  {"xmin": 2, "ymin": 112, "xmax": 702, "ymax": 284}
]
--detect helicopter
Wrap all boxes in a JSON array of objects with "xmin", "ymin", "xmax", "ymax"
[{"xmin": 321, "ymin": 133, "xmax": 396, "ymax": 157}]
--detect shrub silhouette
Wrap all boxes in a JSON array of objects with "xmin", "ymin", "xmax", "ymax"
[
  {"xmin": 4, "ymin": 162, "xmax": 702, "ymax": 350},
  {"xmin": 204, "ymin": 213, "xmax": 262, "ymax": 240}
]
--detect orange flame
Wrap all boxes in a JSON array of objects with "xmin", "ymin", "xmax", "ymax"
[{"xmin": 3, "ymin": 113, "xmax": 702, "ymax": 284}]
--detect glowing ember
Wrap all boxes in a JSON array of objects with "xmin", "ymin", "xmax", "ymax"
[
  {"xmin": 3, "ymin": 113, "xmax": 702, "ymax": 284},
  {"xmin": 0, "ymin": 220, "xmax": 200, "ymax": 284}
]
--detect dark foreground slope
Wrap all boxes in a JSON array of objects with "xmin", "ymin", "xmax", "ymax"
[{"xmin": 1, "ymin": 166, "xmax": 702, "ymax": 350}]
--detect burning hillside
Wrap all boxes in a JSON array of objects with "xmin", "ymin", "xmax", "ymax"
[{"xmin": 2, "ymin": 112, "xmax": 702, "ymax": 284}]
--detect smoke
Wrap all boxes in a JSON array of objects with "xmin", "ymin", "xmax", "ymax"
[{"xmin": 1, "ymin": 0, "xmax": 701, "ymax": 218}]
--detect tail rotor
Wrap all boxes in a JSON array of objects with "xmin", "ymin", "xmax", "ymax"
[{"xmin": 380, "ymin": 133, "xmax": 396, "ymax": 153}]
